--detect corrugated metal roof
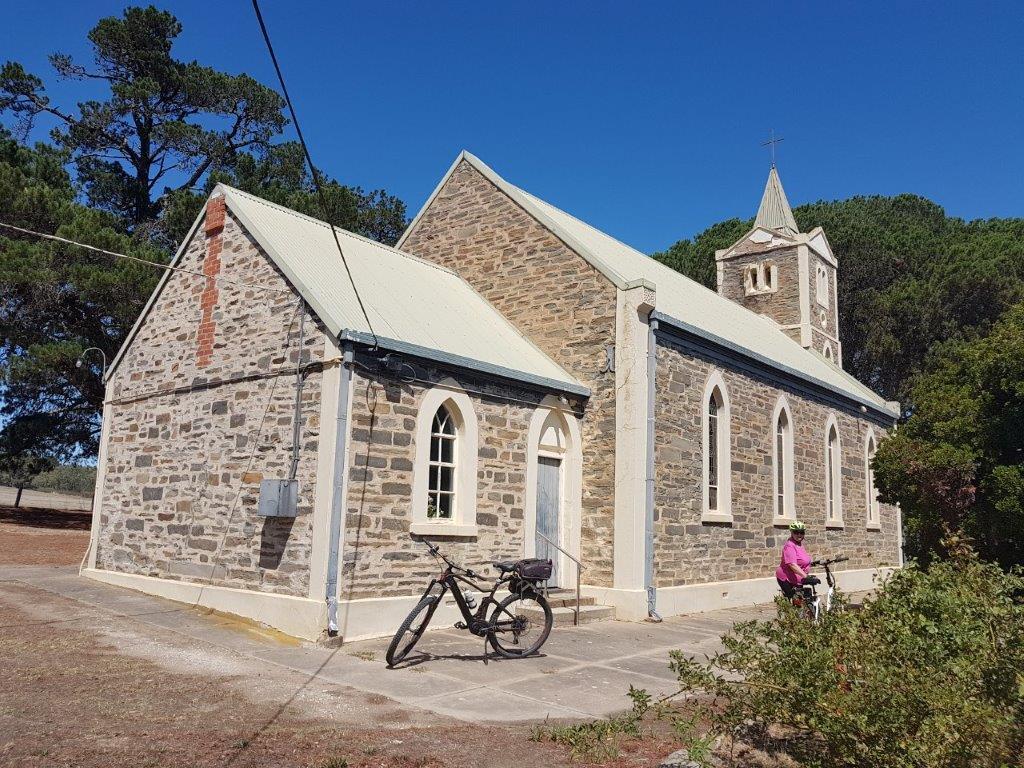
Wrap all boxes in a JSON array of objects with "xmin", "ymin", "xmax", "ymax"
[
  {"xmin": 415, "ymin": 153, "xmax": 895, "ymax": 418},
  {"xmin": 754, "ymin": 166, "xmax": 799, "ymax": 234},
  {"xmin": 219, "ymin": 185, "xmax": 586, "ymax": 395},
  {"xmin": 107, "ymin": 183, "xmax": 587, "ymax": 396}
]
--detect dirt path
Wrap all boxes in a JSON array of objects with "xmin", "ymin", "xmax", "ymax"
[
  {"xmin": 0, "ymin": 506, "xmax": 91, "ymax": 566},
  {"xmin": 0, "ymin": 578, "xmax": 625, "ymax": 768}
]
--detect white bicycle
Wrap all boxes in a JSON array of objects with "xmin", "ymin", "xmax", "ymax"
[{"xmin": 789, "ymin": 556, "xmax": 848, "ymax": 622}]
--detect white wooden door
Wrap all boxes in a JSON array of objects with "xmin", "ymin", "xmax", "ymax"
[{"xmin": 535, "ymin": 456, "xmax": 561, "ymax": 587}]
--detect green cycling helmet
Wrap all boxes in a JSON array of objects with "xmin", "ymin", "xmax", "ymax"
[{"xmin": 788, "ymin": 521, "xmax": 807, "ymax": 533}]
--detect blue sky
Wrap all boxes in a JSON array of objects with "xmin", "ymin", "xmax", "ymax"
[{"xmin": 2, "ymin": 1, "xmax": 1022, "ymax": 253}]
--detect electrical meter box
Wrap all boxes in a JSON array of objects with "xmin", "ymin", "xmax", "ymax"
[{"xmin": 258, "ymin": 478, "xmax": 298, "ymax": 517}]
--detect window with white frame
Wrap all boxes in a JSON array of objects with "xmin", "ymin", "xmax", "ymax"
[
  {"xmin": 825, "ymin": 416, "xmax": 843, "ymax": 525},
  {"xmin": 411, "ymin": 383, "xmax": 479, "ymax": 536},
  {"xmin": 702, "ymin": 372, "xmax": 732, "ymax": 521},
  {"xmin": 865, "ymin": 431, "xmax": 880, "ymax": 528},
  {"xmin": 816, "ymin": 264, "xmax": 829, "ymax": 307},
  {"xmin": 427, "ymin": 405, "xmax": 456, "ymax": 519},
  {"xmin": 773, "ymin": 398, "xmax": 795, "ymax": 521},
  {"xmin": 743, "ymin": 261, "xmax": 778, "ymax": 296}
]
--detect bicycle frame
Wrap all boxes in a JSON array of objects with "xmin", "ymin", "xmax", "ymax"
[{"xmin": 416, "ymin": 539, "xmax": 538, "ymax": 638}]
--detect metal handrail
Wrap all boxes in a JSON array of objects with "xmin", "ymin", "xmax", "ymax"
[{"xmin": 535, "ymin": 530, "xmax": 585, "ymax": 626}]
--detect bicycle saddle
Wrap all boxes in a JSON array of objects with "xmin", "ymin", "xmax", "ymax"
[
  {"xmin": 491, "ymin": 561, "xmax": 517, "ymax": 573},
  {"xmin": 801, "ymin": 575, "xmax": 821, "ymax": 586}
]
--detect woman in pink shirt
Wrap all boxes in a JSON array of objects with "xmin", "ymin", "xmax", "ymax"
[{"xmin": 776, "ymin": 521, "xmax": 813, "ymax": 598}]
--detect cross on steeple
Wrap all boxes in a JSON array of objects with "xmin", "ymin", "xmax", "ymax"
[{"xmin": 762, "ymin": 129, "xmax": 784, "ymax": 167}]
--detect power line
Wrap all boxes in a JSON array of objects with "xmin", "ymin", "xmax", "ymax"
[
  {"xmin": 251, "ymin": 0, "xmax": 379, "ymax": 351},
  {"xmin": 0, "ymin": 220, "xmax": 294, "ymax": 295}
]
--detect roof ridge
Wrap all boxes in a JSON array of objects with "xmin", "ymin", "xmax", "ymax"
[{"xmin": 216, "ymin": 183, "xmax": 460, "ymax": 278}]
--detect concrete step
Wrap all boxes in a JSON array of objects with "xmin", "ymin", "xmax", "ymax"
[
  {"xmin": 542, "ymin": 591, "xmax": 596, "ymax": 609},
  {"xmin": 521, "ymin": 603, "xmax": 615, "ymax": 626}
]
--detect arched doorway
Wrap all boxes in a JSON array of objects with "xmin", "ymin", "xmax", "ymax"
[{"xmin": 525, "ymin": 397, "xmax": 582, "ymax": 589}]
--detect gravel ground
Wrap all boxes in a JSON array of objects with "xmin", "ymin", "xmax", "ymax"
[
  {"xmin": 0, "ymin": 506, "xmax": 91, "ymax": 566},
  {"xmin": 0, "ymin": 510, "xmax": 679, "ymax": 768}
]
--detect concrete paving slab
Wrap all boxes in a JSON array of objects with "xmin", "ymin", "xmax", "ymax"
[
  {"xmin": 407, "ymin": 650, "xmax": 580, "ymax": 687},
  {"xmin": 416, "ymin": 685, "xmax": 590, "ymax": 722},
  {"xmin": 493, "ymin": 663, "xmax": 679, "ymax": 717},
  {"xmin": 2, "ymin": 566, "xmax": 777, "ymax": 723}
]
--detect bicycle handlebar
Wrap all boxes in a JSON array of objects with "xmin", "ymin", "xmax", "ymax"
[
  {"xmin": 416, "ymin": 537, "xmax": 481, "ymax": 578},
  {"xmin": 811, "ymin": 555, "xmax": 850, "ymax": 567}
]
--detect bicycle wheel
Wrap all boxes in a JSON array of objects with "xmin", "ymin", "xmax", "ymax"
[
  {"xmin": 487, "ymin": 590, "xmax": 553, "ymax": 658},
  {"xmin": 385, "ymin": 593, "xmax": 439, "ymax": 667}
]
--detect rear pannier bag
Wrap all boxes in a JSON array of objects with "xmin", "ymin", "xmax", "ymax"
[{"xmin": 514, "ymin": 558, "xmax": 553, "ymax": 581}]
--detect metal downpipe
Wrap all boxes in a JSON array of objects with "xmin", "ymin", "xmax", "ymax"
[
  {"xmin": 645, "ymin": 318, "xmax": 662, "ymax": 622},
  {"xmin": 326, "ymin": 344, "xmax": 354, "ymax": 636}
]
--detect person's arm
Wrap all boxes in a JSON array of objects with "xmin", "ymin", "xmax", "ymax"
[{"xmin": 782, "ymin": 543, "xmax": 808, "ymax": 580}]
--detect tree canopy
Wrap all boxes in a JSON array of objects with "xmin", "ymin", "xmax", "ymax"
[
  {"xmin": 0, "ymin": 6, "xmax": 407, "ymax": 463},
  {"xmin": 873, "ymin": 303, "xmax": 1024, "ymax": 567}
]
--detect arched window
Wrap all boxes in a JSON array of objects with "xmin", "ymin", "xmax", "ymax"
[
  {"xmin": 823, "ymin": 342, "xmax": 834, "ymax": 363},
  {"xmin": 816, "ymin": 264, "xmax": 829, "ymax": 307},
  {"xmin": 865, "ymin": 430, "xmax": 880, "ymax": 529},
  {"xmin": 708, "ymin": 393, "xmax": 721, "ymax": 509},
  {"xmin": 427, "ymin": 405, "xmax": 456, "ymax": 519},
  {"xmin": 702, "ymin": 371, "xmax": 732, "ymax": 522},
  {"xmin": 412, "ymin": 382, "xmax": 479, "ymax": 536},
  {"xmin": 772, "ymin": 397, "xmax": 795, "ymax": 522},
  {"xmin": 824, "ymin": 415, "xmax": 843, "ymax": 526}
]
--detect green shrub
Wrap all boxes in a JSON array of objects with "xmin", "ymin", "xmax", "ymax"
[
  {"xmin": 666, "ymin": 541, "xmax": 1024, "ymax": 767},
  {"xmin": 31, "ymin": 464, "xmax": 96, "ymax": 495}
]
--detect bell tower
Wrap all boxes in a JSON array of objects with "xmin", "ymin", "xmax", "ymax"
[{"xmin": 715, "ymin": 165, "xmax": 841, "ymax": 364}]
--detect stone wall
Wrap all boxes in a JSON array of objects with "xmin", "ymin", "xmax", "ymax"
[
  {"xmin": 400, "ymin": 160, "xmax": 619, "ymax": 585},
  {"xmin": 340, "ymin": 361, "xmax": 546, "ymax": 599},
  {"xmin": 718, "ymin": 246, "xmax": 802, "ymax": 344},
  {"xmin": 653, "ymin": 337, "xmax": 899, "ymax": 587},
  {"xmin": 96, "ymin": 206, "xmax": 325, "ymax": 597}
]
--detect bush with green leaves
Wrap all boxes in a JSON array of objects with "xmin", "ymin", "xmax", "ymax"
[
  {"xmin": 665, "ymin": 541, "xmax": 1024, "ymax": 767},
  {"xmin": 31, "ymin": 464, "xmax": 96, "ymax": 496}
]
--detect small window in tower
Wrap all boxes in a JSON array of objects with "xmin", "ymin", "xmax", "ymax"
[
  {"xmin": 816, "ymin": 264, "xmax": 829, "ymax": 308},
  {"xmin": 743, "ymin": 262, "xmax": 778, "ymax": 296}
]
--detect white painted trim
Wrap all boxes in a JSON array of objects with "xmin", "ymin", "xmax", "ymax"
[
  {"xmin": 524, "ymin": 396, "xmax": 583, "ymax": 587},
  {"xmin": 584, "ymin": 566, "xmax": 896, "ymax": 621},
  {"xmin": 651, "ymin": 567, "xmax": 895, "ymax": 617},
  {"xmin": 308, "ymin": 336, "xmax": 342, "ymax": 601},
  {"xmin": 613, "ymin": 284, "xmax": 656, "ymax": 590},
  {"xmin": 412, "ymin": 379, "xmax": 479, "ymax": 536},
  {"xmin": 83, "ymin": 567, "xmax": 327, "ymax": 640},
  {"xmin": 824, "ymin": 413, "xmax": 844, "ymax": 526},
  {"xmin": 864, "ymin": 427, "xmax": 880, "ymax": 529},
  {"xmin": 409, "ymin": 522, "xmax": 478, "ymax": 537},
  {"xmin": 798, "ymin": 244, "xmax": 811, "ymax": 348},
  {"xmin": 701, "ymin": 369, "xmax": 733, "ymax": 523},
  {"xmin": 771, "ymin": 395, "xmax": 796, "ymax": 522},
  {"xmin": 82, "ymin": 567, "xmax": 480, "ymax": 642},
  {"xmin": 86, "ymin": 397, "xmax": 114, "ymax": 570}
]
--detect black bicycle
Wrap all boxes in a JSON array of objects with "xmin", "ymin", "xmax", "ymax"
[{"xmin": 385, "ymin": 538, "xmax": 554, "ymax": 667}]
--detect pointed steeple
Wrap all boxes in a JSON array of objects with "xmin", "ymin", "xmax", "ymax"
[{"xmin": 754, "ymin": 166, "xmax": 799, "ymax": 235}]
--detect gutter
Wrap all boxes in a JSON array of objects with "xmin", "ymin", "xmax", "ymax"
[
  {"xmin": 645, "ymin": 318, "xmax": 661, "ymax": 621},
  {"xmin": 325, "ymin": 344, "xmax": 354, "ymax": 636},
  {"xmin": 650, "ymin": 311, "xmax": 898, "ymax": 424},
  {"xmin": 339, "ymin": 329, "xmax": 591, "ymax": 398}
]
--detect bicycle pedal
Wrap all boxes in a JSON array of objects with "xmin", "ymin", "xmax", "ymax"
[{"xmin": 453, "ymin": 621, "xmax": 467, "ymax": 629}]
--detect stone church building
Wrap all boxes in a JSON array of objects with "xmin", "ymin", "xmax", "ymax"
[{"xmin": 85, "ymin": 154, "xmax": 901, "ymax": 640}]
